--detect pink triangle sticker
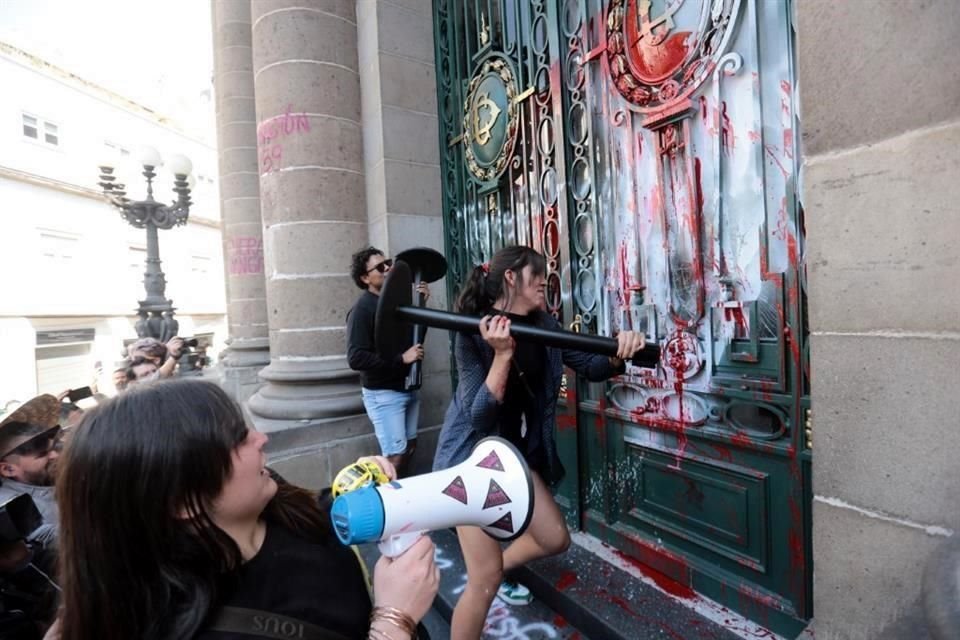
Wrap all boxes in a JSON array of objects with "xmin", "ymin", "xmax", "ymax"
[
  {"xmin": 476, "ymin": 449, "xmax": 505, "ymax": 471},
  {"xmin": 482, "ymin": 478, "xmax": 512, "ymax": 509},
  {"xmin": 441, "ymin": 475, "xmax": 468, "ymax": 505},
  {"xmin": 487, "ymin": 512, "xmax": 514, "ymax": 534}
]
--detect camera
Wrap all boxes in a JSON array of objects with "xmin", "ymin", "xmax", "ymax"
[
  {"xmin": 174, "ymin": 337, "xmax": 206, "ymax": 376},
  {"xmin": 0, "ymin": 494, "xmax": 40, "ymax": 547}
]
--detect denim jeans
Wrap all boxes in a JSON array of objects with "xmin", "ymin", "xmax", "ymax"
[{"xmin": 361, "ymin": 387, "xmax": 420, "ymax": 456}]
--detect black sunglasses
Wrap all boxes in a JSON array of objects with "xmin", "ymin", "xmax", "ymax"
[
  {"xmin": 3, "ymin": 426, "xmax": 62, "ymax": 459},
  {"xmin": 366, "ymin": 258, "xmax": 393, "ymax": 274}
]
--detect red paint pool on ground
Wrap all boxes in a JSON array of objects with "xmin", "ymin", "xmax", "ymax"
[{"xmin": 612, "ymin": 549, "xmax": 696, "ymax": 599}]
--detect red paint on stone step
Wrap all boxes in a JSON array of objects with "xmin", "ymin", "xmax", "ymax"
[
  {"xmin": 555, "ymin": 571, "xmax": 578, "ymax": 591},
  {"xmin": 613, "ymin": 549, "xmax": 696, "ymax": 600}
]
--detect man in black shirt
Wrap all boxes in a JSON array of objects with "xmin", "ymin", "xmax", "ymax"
[{"xmin": 346, "ymin": 247, "xmax": 428, "ymax": 477}]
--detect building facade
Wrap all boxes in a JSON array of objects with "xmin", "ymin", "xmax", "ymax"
[
  {"xmin": 210, "ymin": 1, "xmax": 959, "ymax": 638},
  {"xmin": 0, "ymin": 42, "xmax": 227, "ymax": 404}
]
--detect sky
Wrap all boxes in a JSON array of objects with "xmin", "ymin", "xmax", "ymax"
[{"xmin": 0, "ymin": 0, "xmax": 216, "ymax": 142}]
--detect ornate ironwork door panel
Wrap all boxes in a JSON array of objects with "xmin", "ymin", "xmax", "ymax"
[
  {"xmin": 435, "ymin": 0, "xmax": 572, "ymax": 313},
  {"xmin": 433, "ymin": 0, "xmax": 809, "ymax": 635},
  {"xmin": 433, "ymin": 0, "xmax": 585, "ymax": 523}
]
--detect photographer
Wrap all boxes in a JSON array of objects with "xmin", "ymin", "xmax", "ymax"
[
  {"xmin": 125, "ymin": 336, "xmax": 189, "ymax": 381},
  {"xmin": 0, "ymin": 396, "xmax": 63, "ymax": 639},
  {"xmin": 126, "ymin": 336, "xmax": 207, "ymax": 382},
  {"xmin": 0, "ymin": 395, "xmax": 62, "ymax": 549}
]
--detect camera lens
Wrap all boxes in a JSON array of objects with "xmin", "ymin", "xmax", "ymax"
[{"xmin": 185, "ymin": 338, "xmax": 199, "ymax": 348}]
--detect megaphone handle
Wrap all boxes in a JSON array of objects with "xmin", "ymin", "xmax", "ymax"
[
  {"xmin": 378, "ymin": 531, "xmax": 424, "ymax": 558},
  {"xmin": 405, "ymin": 268, "xmax": 426, "ymax": 391}
]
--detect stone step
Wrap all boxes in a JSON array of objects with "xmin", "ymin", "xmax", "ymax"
[
  {"xmin": 361, "ymin": 528, "xmax": 800, "ymax": 640},
  {"xmin": 510, "ymin": 531, "xmax": 762, "ymax": 640},
  {"xmin": 359, "ymin": 530, "xmax": 591, "ymax": 639},
  {"xmin": 429, "ymin": 528, "xmax": 591, "ymax": 639}
]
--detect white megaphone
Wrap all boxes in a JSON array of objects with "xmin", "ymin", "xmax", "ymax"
[{"xmin": 331, "ymin": 437, "xmax": 535, "ymax": 557}]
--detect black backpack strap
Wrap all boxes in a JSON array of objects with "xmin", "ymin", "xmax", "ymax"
[{"xmin": 206, "ymin": 606, "xmax": 351, "ymax": 640}]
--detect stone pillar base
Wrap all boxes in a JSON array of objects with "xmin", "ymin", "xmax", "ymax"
[
  {"xmin": 215, "ymin": 338, "xmax": 270, "ymax": 404},
  {"xmin": 247, "ymin": 358, "xmax": 365, "ymax": 421},
  {"xmin": 222, "ymin": 337, "xmax": 270, "ymax": 368},
  {"xmin": 263, "ymin": 421, "xmax": 443, "ymax": 491}
]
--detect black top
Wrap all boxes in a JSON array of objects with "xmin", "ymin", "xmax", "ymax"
[
  {"xmin": 496, "ymin": 311, "xmax": 549, "ymax": 475},
  {"xmin": 197, "ymin": 522, "xmax": 372, "ymax": 640},
  {"xmin": 346, "ymin": 291, "xmax": 409, "ymax": 390}
]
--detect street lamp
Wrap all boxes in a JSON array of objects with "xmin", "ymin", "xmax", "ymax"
[{"xmin": 97, "ymin": 145, "xmax": 193, "ymax": 342}]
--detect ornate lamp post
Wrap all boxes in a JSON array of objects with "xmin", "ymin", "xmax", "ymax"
[{"xmin": 97, "ymin": 146, "xmax": 193, "ymax": 342}]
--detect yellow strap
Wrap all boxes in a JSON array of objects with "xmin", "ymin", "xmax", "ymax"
[{"xmin": 351, "ymin": 545, "xmax": 374, "ymax": 601}]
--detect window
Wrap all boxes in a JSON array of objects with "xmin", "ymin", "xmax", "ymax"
[
  {"xmin": 22, "ymin": 112, "xmax": 59, "ymax": 147},
  {"xmin": 22, "ymin": 114, "xmax": 37, "ymax": 139},
  {"xmin": 44, "ymin": 122, "xmax": 58, "ymax": 145},
  {"xmin": 38, "ymin": 229, "xmax": 80, "ymax": 262},
  {"xmin": 191, "ymin": 255, "xmax": 211, "ymax": 275},
  {"xmin": 104, "ymin": 140, "xmax": 131, "ymax": 158}
]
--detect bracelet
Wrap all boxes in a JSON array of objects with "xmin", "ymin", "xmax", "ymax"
[
  {"xmin": 368, "ymin": 627, "xmax": 396, "ymax": 640},
  {"xmin": 370, "ymin": 606, "xmax": 417, "ymax": 637}
]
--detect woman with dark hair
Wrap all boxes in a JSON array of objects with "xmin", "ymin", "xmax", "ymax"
[
  {"xmin": 433, "ymin": 245, "xmax": 646, "ymax": 639},
  {"xmin": 54, "ymin": 379, "xmax": 438, "ymax": 640}
]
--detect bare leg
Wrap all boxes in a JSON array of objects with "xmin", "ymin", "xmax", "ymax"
[
  {"xmin": 451, "ymin": 526, "xmax": 502, "ymax": 640},
  {"xmin": 502, "ymin": 471, "xmax": 571, "ymax": 572}
]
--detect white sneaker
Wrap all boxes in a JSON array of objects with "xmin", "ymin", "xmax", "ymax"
[{"xmin": 497, "ymin": 580, "xmax": 533, "ymax": 606}]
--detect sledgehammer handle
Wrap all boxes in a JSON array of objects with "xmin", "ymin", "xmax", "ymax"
[{"xmin": 396, "ymin": 306, "xmax": 661, "ymax": 367}]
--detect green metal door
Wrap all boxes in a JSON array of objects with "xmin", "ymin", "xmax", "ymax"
[{"xmin": 433, "ymin": 1, "xmax": 810, "ymax": 635}]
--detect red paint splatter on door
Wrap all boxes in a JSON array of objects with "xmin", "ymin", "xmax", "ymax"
[
  {"xmin": 720, "ymin": 101, "xmax": 735, "ymax": 154},
  {"xmin": 666, "ymin": 329, "xmax": 691, "ymax": 468}
]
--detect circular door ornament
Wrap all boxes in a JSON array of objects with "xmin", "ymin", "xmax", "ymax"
[
  {"xmin": 664, "ymin": 330, "xmax": 703, "ymax": 381},
  {"xmin": 463, "ymin": 55, "xmax": 520, "ymax": 182},
  {"xmin": 606, "ymin": 0, "xmax": 741, "ymax": 112}
]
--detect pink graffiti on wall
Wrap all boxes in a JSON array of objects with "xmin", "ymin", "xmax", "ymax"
[
  {"xmin": 257, "ymin": 105, "xmax": 311, "ymax": 174},
  {"xmin": 228, "ymin": 236, "xmax": 263, "ymax": 275}
]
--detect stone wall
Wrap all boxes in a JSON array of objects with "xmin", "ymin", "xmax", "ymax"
[
  {"xmin": 357, "ymin": 0, "xmax": 449, "ymax": 471},
  {"xmin": 798, "ymin": 1, "xmax": 960, "ymax": 637}
]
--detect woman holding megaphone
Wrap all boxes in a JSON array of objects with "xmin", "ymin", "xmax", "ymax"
[
  {"xmin": 434, "ymin": 245, "xmax": 646, "ymax": 639},
  {"xmin": 52, "ymin": 379, "xmax": 439, "ymax": 640}
]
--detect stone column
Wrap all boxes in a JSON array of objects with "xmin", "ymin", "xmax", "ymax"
[
  {"xmin": 211, "ymin": 0, "xmax": 270, "ymax": 402},
  {"xmin": 248, "ymin": 0, "xmax": 370, "ymax": 485}
]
